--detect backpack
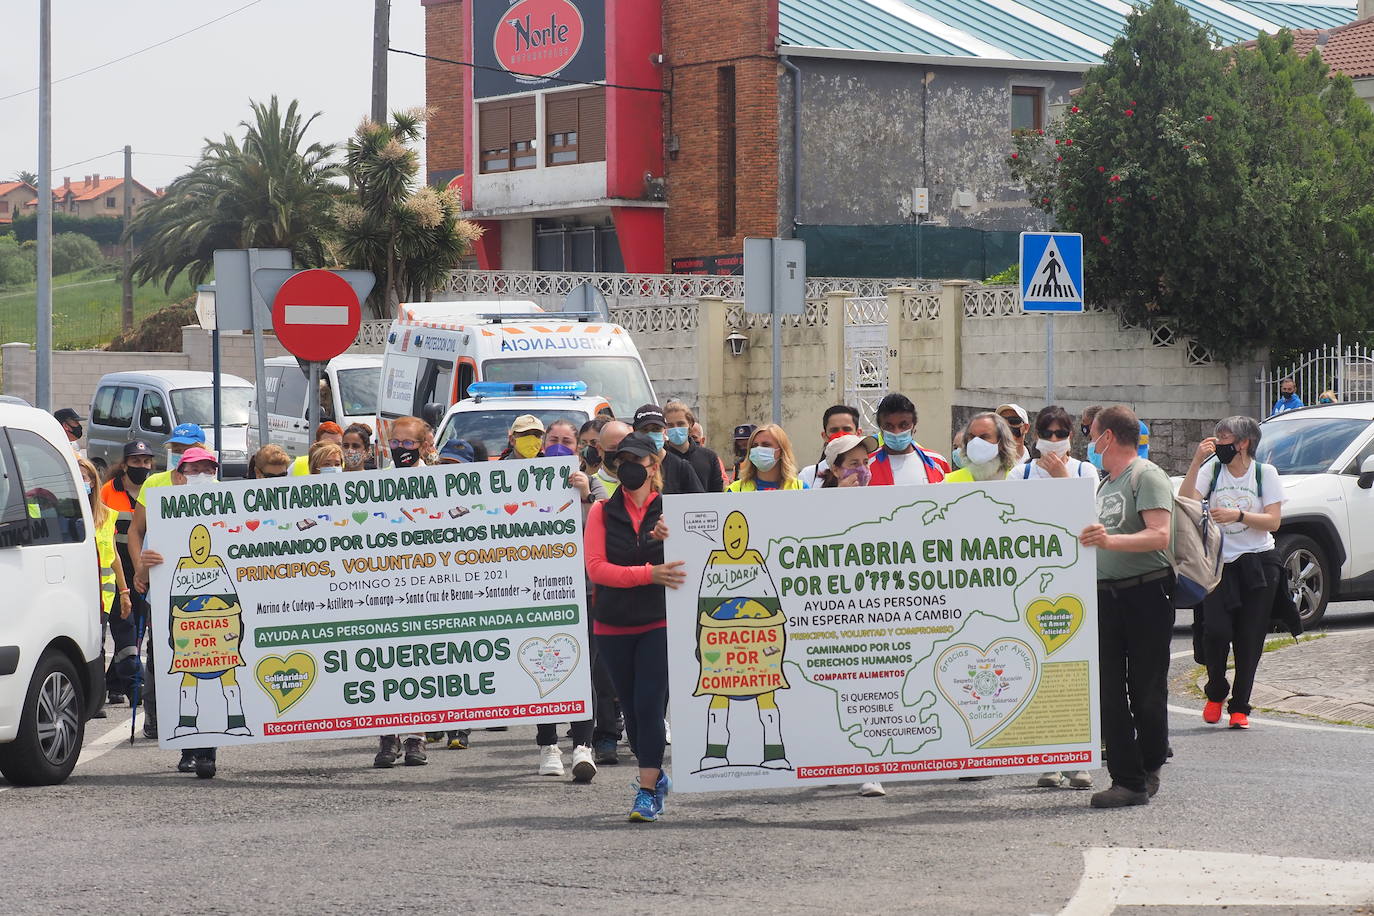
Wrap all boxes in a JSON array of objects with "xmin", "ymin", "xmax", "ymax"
[{"xmin": 1121, "ymin": 460, "xmax": 1225, "ymax": 607}]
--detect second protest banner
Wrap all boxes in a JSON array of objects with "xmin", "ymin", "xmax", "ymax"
[
  {"xmin": 663, "ymin": 477, "xmax": 1100, "ymax": 791},
  {"xmin": 146, "ymin": 457, "xmax": 591, "ymax": 748}
]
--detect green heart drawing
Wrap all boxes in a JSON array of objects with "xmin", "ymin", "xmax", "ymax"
[
  {"xmin": 255, "ymin": 652, "xmax": 318, "ymax": 715},
  {"xmin": 703, "ymin": 650, "xmax": 721, "ymax": 665},
  {"xmin": 175, "ymin": 637, "xmax": 190, "ymax": 649},
  {"xmin": 353, "ymin": 511, "xmax": 368, "ymax": 523}
]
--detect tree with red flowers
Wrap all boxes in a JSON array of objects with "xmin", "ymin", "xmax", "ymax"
[{"xmin": 1008, "ymin": 0, "xmax": 1374, "ymax": 363}]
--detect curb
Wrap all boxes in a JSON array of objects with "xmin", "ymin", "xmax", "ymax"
[{"xmin": 1192, "ymin": 674, "xmax": 1374, "ymax": 727}]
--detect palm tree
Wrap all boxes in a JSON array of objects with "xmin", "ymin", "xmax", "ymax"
[
  {"xmin": 334, "ymin": 108, "xmax": 481, "ymax": 317},
  {"xmin": 130, "ymin": 96, "xmax": 341, "ymax": 291},
  {"xmin": 13, "ymin": 170, "xmax": 38, "ymax": 187}
]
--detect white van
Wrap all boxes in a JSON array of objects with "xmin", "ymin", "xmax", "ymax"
[
  {"xmin": 0, "ymin": 404, "xmax": 103, "ymax": 786},
  {"xmin": 377, "ymin": 301, "xmax": 655, "ymax": 439},
  {"xmin": 254, "ymin": 355, "xmax": 384, "ymax": 457}
]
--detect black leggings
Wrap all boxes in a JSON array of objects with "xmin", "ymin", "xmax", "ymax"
[
  {"xmin": 596, "ymin": 628, "xmax": 668, "ymax": 770},
  {"xmin": 1204, "ymin": 559, "xmax": 1280, "ymax": 715}
]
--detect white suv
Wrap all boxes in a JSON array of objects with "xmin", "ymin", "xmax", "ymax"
[
  {"xmin": 1255, "ymin": 402, "xmax": 1374, "ymax": 627},
  {"xmin": 433, "ymin": 382, "xmax": 611, "ymax": 460},
  {"xmin": 0, "ymin": 405, "xmax": 103, "ymax": 785}
]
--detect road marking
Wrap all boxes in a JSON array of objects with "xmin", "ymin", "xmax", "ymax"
[{"xmin": 1059, "ymin": 847, "xmax": 1374, "ymax": 915}]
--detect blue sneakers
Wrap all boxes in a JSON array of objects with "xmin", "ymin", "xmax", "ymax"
[
  {"xmin": 629, "ymin": 787, "xmax": 659, "ymax": 822},
  {"xmin": 655, "ymin": 769, "xmax": 672, "ymax": 815}
]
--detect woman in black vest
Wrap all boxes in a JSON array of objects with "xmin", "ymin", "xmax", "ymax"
[{"xmin": 585, "ymin": 432, "xmax": 687, "ymax": 822}]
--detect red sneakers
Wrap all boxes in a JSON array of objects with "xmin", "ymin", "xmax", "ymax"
[
  {"xmin": 1203, "ymin": 701, "xmax": 1224, "ymax": 724},
  {"xmin": 1229, "ymin": 712, "xmax": 1250, "ymax": 729}
]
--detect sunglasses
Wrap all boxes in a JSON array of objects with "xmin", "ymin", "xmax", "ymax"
[{"xmin": 1039, "ymin": 428, "xmax": 1071, "ymax": 440}]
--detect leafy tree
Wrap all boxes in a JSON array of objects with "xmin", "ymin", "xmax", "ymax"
[
  {"xmin": 1008, "ymin": 0, "xmax": 1374, "ymax": 363},
  {"xmin": 0, "ymin": 234, "xmax": 36, "ymax": 287},
  {"xmin": 333, "ymin": 109, "xmax": 482, "ymax": 317},
  {"xmin": 129, "ymin": 96, "xmax": 342, "ymax": 291},
  {"xmin": 51, "ymin": 232, "xmax": 103, "ymax": 275},
  {"xmin": 12, "ymin": 170, "xmax": 37, "ymax": 186}
]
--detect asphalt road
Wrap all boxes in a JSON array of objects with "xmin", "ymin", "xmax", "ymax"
[{"xmin": 3, "ymin": 602, "xmax": 1372, "ymax": 916}]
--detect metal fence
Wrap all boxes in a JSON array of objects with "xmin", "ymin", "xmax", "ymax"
[{"xmin": 1259, "ymin": 336, "xmax": 1374, "ymax": 414}]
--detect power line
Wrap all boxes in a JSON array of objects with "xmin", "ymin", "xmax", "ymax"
[
  {"xmin": 52, "ymin": 149, "xmax": 121, "ymax": 172},
  {"xmin": 135, "ymin": 151, "xmax": 200, "ymax": 159},
  {"xmin": 0, "ymin": 0, "xmax": 266, "ymax": 103},
  {"xmin": 389, "ymin": 47, "xmax": 670, "ymax": 94}
]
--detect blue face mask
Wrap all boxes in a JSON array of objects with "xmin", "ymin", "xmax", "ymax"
[
  {"xmin": 665, "ymin": 427, "xmax": 691, "ymax": 447},
  {"xmin": 884, "ymin": 429, "xmax": 913, "ymax": 453},
  {"xmin": 749, "ymin": 446, "xmax": 778, "ymax": 471},
  {"xmin": 1087, "ymin": 437, "xmax": 1106, "ymax": 471},
  {"xmin": 645, "ymin": 431, "xmax": 665, "ymax": 451},
  {"xmin": 950, "ymin": 447, "xmax": 964, "ymax": 470}
]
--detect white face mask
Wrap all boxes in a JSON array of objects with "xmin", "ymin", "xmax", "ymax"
[
  {"xmin": 183, "ymin": 472, "xmax": 217, "ymax": 487},
  {"xmin": 318, "ymin": 465, "xmax": 343, "ymax": 474},
  {"xmin": 1036, "ymin": 438, "xmax": 1072, "ymax": 457},
  {"xmin": 964, "ymin": 436, "xmax": 1001, "ymax": 466}
]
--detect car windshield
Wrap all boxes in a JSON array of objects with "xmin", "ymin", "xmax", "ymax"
[
  {"xmin": 171, "ymin": 387, "xmax": 253, "ymax": 427},
  {"xmin": 480, "ymin": 357, "xmax": 653, "ymax": 419},
  {"xmin": 1255, "ymin": 417, "xmax": 1371, "ymax": 474},
  {"xmin": 438, "ymin": 407, "xmax": 590, "ymax": 459},
  {"xmin": 337, "ymin": 367, "xmax": 380, "ymax": 416}
]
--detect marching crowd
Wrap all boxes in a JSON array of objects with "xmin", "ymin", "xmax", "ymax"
[{"xmin": 61, "ymin": 387, "xmax": 1288, "ymax": 821}]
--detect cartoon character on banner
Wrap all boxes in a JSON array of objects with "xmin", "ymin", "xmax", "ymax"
[
  {"xmin": 695, "ymin": 511, "xmax": 791, "ymax": 771},
  {"xmin": 167, "ymin": 524, "xmax": 250, "ymax": 737}
]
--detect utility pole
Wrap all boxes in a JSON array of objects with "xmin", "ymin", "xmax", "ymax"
[
  {"xmin": 371, "ymin": 0, "xmax": 390, "ymax": 125},
  {"xmin": 121, "ymin": 144, "xmax": 133, "ymax": 333},
  {"xmin": 36, "ymin": 0, "xmax": 52, "ymax": 410}
]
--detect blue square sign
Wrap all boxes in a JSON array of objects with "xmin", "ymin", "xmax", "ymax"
[{"xmin": 1019, "ymin": 232, "xmax": 1084, "ymax": 313}]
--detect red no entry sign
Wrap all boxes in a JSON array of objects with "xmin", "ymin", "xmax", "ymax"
[{"xmin": 271, "ymin": 269, "xmax": 362, "ymax": 362}]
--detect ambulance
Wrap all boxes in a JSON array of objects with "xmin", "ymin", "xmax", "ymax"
[{"xmin": 376, "ymin": 301, "xmax": 656, "ymax": 440}]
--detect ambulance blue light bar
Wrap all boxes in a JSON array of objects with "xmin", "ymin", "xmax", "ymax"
[{"xmin": 467, "ymin": 381, "xmax": 587, "ymax": 398}]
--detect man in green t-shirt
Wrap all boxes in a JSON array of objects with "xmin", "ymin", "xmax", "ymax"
[{"xmin": 1078, "ymin": 405, "xmax": 1174, "ymax": 810}]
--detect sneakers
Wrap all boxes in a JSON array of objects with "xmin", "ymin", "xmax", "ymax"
[
  {"xmin": 1145, "ymin": 769, "xmax": 1161, "ymax": 798},
  {"xmin": 539, "ymin": 744, "xmax": 565, "ymax": 776},
  {"xmin": 403, "ymin": 738, "xmax": 428, "ymax": 766},
  {"xmin": 425, "ymin": 731, "xmax": 446, "ymax": 743},
  {"xmin": 1068, "ymin": 771, "xmax": 1094, "ymax": 789},
  {"xmin": 654, "ymin": 769, "xmax": 671, "ymax": 815},
  {"xmin": 177, "ymin": 750, "xmax": 196, "ymax": 773},
  {"xmin": 374, "ymin": 735, "xmax": 399, "ymax": 768},
  {"xmin": 1090, "ymin": 784, "xmax": 1149, "ymax": 808},
  {"xmin": 107, "ymin": 691, "xmax": 126, "ymax": 705},
  {"xmin": 593, "ymin": 738, "xmax": 619, "ymax": 765},
  {"xmin": 1229, "ymin": 712, "xmax": 1250, "ymax": 729},
  {"xmin": 858, "ymin": 781, "xmax": 887, "ymax": 797},
  {"xmin": 1203, "ymin": 700, "xmax": 1224, "ymax": 724},
  {"xmin": 194, "ymin": 755, "xmax": 216, "ymax": 779},
  {"xmin": 142, "ymin": 718, "xmax": 158, "ymax": 740},
  {"xmin": 447, "ymin": 730, "xmax": 470, "ymax": 750},
  {"xmin": 629, "ymin": 787, "xmax": 659, "ymax": 822},
  {"xmin": 1037, "ymin": 771, "xmax": 1068, "ymax": 788},
  {"xmin": 571, "ymin": 745, "xmax": 597, "ymax": 783}
]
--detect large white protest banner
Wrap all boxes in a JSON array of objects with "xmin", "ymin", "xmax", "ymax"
[
  {"xmin": 663, "ymin": 477, "xmax": 1099, "ymax": 792},
  {"xmin": 146, "ymin": 458, "xmax": 591, "ymax": 749}
]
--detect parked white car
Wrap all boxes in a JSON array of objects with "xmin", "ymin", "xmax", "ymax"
[
  {"xmin": 1253, "ymin": 402, "xmax": 1374, "ymax": 626},
  {"xmin": 434, "ymin": 382, "xmax": 611, "ymax": 460},
  {"xmin": 0, "ymin": 405, "xmax": 103, "ymax": 786}
]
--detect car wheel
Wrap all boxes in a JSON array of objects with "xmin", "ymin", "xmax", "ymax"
[
  {"xmin": 1276, "ymin": 533, "xmax": 1330, "ymax": 629},
  {"xmin": 0, "ymin": 651, "xmax": 86, "ymax": 786}
]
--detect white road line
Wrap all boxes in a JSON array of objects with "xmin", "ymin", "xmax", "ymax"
[{"xmin": 1059, "ymin": 847, "xmax": 1374, "ymax": 915}]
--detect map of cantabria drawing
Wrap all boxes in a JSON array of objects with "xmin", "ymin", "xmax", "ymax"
[{"xmin": 664, "ymin": 478, "xmax": 1101, "ymax": 792}]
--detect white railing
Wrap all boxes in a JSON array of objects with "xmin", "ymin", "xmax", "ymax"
[
  {"xmin": 903, "ymin": 290, "xmax": 941, "ymax": 321},
  {"xmin": 1260, "ymin": 335, "xmax": 1374, "ymax": 412},
  {"xmin": 962, "ymin": 284, "xmax": 1020, "ymax": 317},
  {"xmin": 844, "ymin": 296, "xmax": 888, "ymax": 326},
  {"xmin": 724, "ymin": 300, "xmax": 830, "ymax": 330},
  {"xmin": 611, "ymin": 303, "xmax": 699, "ymax": 334}
]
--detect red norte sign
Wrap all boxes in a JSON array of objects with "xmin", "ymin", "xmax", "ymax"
[{"xmin": 493, "ymin": 0, "xmax": 586, "ymax": 78}]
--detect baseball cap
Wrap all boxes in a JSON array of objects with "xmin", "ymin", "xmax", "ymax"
[
  {"xmin": 733, "ymin": 423, "xmax": 757, "ymax": 441},
  {"xmin": 168, "ymin": 422, "xmax": 207, "ymax": 445},
  {"xmin": 53, "ymin": 407, "xmax": 81, "ymax": 424},
  {"xmin": 632, "ymin": 404, "xmax": 667, "ymax": 430},
  {"xmin": 176, "ymin": 446, "xmax": 219, "ymax": 469},
  {"xmin": 823, "ymin": 433, "xmax": 879, "ymax": 468},
  {"xmin": 438, "ymin": 439, "xmax": 476, "ymax": 464},
  {"xmin": 995, "ymin": 403, "xmax": 1029, "ymax": 427},
  {"xmin": 123, "ymin": 440, "xmax": 156, "ymax": 459},
  {"xmin": 614, "ymin": 432, "xmax": 660, "ymax": 461},
  {"xmin": 510, "ymin": 414, "xmax": 545, "ymax": 436}
]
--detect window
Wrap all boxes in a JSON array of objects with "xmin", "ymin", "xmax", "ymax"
[
  {"xmin": 413, "ymin": 358, "xmax": 454, "ymax": 414},
  {"xmin": 275, "ymin": 368, "xmax": 307, "ymax": 420},
  {"xmin": 545, "ymin": 89, "xmax": 605, "ymax": 166},
  {"xmin": 0, "ymin": 201, "xmax": 8, "ymax": 214},
  {"xmin": 337, "ymin": 367, "xmax": 381, "ymax": 417},
  {"xmin": 7, "ymin": 428, "xmax": 85, "ymax": 546},
  {"xmin": 456, "ymin": 362, "xmax": 475, "ymax": 403},
  {"xmin": 1342, "ymin": 429, "xmax": 1374, "ymax": 476},
  {"xmin": 1011, "ymin": 86, "xmax": 1044, "ymax": 131},
  {"xmin": 91, "ymin": 385, "xmax": 136, "ymax": 429},
  {"xmin": 479, "ymin": 98, "xmax": 537, "ymax": 174},
  {"xmin": 717, "ymin": 67, "xmax": 737, "ymax": 238},
  {"xmin": 139, "ymin": 391, "xmax": 168, "ymax": 432},
  {"xmin": 0, "ymin": 434, "xmax": 28, "ymax": 548},
  {"xmin": 106, "ymin": 196, "xmax": 117, "ymax": 208},
  {"xmin": 171, "ymin": 388, "xmax": 253, "ymax": 427}
]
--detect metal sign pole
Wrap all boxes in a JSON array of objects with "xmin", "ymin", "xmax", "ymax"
[
  {"xmin": 306, "ymin": 360, "xmax": 322, "ymax": 447},
  {"xmin": 212, "ymin": 325, "xmax": 223, "ymax": 481},
  {"xmin": 247, "ymin": 250, "xmax": 272, "ymax": 448}
]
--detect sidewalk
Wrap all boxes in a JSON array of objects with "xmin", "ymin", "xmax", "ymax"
[{"xmin": 1202, "ymin": 631, "xmax": 1374, "ymax": 727}]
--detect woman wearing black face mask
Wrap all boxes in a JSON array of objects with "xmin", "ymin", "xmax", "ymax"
[{"xmin": 1179, "ymin": 416, "xmax": 1286, "ymax": 730}]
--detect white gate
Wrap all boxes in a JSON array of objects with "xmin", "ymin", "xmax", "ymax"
[
  {"xmin": 844, "ymin": 296, "xmax": 891, "ymax": 432},
  {"xmin": 1260, "ymin": 336, "xmax": 1374, "ymax": 414}
]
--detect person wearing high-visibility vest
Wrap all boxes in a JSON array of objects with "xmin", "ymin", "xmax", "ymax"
[
  {"xmin": 291, "ymin": 421, "xmax": 344, "ymax": 475},
  {"xmin": 100, "ymin": 439, "xmax": 157, "ymax": 721}
]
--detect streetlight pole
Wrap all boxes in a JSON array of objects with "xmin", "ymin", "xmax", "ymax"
[
  {"xmin": 371, "ymin": 0, "xmax": 390, "ymax": 124},
  {"xmin": 35, "ymin": 0, "xmax": 53, "ymax": 410}
]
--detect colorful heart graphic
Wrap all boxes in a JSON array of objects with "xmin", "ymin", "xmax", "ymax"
[
  {"xmin": 703, "ymin": 650, "xmax": 721, "ymax": 665},
  {"xmin": 175, "ymin": 637, "xmax": 190, "ymax": 649},
  {"xmin": 504, "ymin": 503, "xmax": 519, "ymax": 515},
  {"xmin": 353, "ymin": 511, "xmax": 368, "ymax": 523},
  {"xmin": 517, "ymin": 634, "xmax": 581, "ymax": 698},
  {"xmin": 246, "ymin": 520, "xmax": 261, "ymax": 532},
  {"xmin": 1025, "ymin": 595, "xmax": 1085, "ymax": 656},
  {"xmin": 254, "ymin": 652, "xmax": 318, "ymax": 715},
  {"xmin": 934, "ymin": 639, "xmax": 1038, "ymax": 744}
]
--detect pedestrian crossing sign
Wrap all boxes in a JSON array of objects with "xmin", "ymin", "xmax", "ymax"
[{"xmin": 1019, "ymin": 232, "xmax": 1084, "ymax": 313}]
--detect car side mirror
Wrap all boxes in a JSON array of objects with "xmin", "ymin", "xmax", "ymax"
[
  {"xmin": 1359, "ymin": 455, "xmax": 1374, "ymax": 490},
  {"xmin": 148, "ymin": 416, "xmax": 164, "ymax": 429},
  {"xmin": 420, "ymin": 402, "xmax": 445, "ymax": 429}
]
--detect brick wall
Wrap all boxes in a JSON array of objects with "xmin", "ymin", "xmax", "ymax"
[
  {"xmin": 424, "ymin": 0, "xmax": 466, "ymax": 180},
  {"xmin": 662, "ymin": 0, "xmax": 780, "ymax": 266}
]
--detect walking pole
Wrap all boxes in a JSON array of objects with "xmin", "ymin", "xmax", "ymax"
[{"xmin": 128, "ymin": 601, "xmax": 146, "ymax": 745}]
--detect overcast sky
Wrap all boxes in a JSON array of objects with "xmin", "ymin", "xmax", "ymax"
[{"xmin": 0, "ymin": 0, "xmax": 429, "ymax": 190}]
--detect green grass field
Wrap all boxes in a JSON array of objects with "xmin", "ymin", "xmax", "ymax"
[{"xmin": 0, "ymin": 269, "xmax": 194, "ymax": 350}]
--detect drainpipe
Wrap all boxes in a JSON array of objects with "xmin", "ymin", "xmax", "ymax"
[{"xmin": 780, "ymin": 55, "xmax": 803, "ymax": 231}]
